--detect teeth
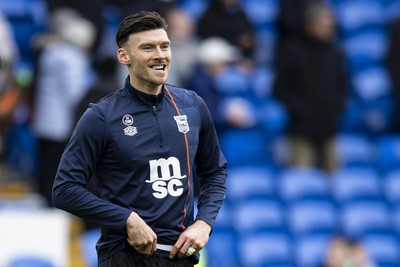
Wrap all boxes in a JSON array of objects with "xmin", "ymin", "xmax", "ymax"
[{"xmin": 151, "ymin": 65, "xmax": 164, "ymax": 70}]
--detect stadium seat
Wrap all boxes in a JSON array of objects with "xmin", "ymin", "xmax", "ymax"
[
  {"xmin": 362, "ymin": 233, "xmax": 400, "ymax": 267},
  {"xmin": 242, "ymin": 0, "xmax": 279, "ymax": 28},
  {"xmin": 8, "ymin": 256, "xmax": 54, "ymax": 267},
  {"xmin": 334, "ymin": 0, "xmax": 386, "ymax": 32},
  {"xmin": 340, "ymin": 200, "xmax": 391, "ymax": 239},
  {"xmin": 227, "ymin": 165, "xmax": 275, "ymax": 202},
  {"xmin": 214, "ymin": 203, "xmax": 232, "ymax": 229},
  {"xmin": 334, "ymin": 133, "xmax": 375, "ymax": 168},
  {"xmin": 232, "ymin": 198, "xmax": 285, "ymax": 233},
  {"xmin": 350, "ymin": 65, "xmax": 392, "ymax": 101},
  {"xmin": 276, "ymin": 167, "xmax": 330, "ymax": 204},
  {"xmin": 382, "ymin": 169, "xmax": 400, "ymax": 207},
  {"xmin": 81, "ymin": 229, "xmax": 101, "ymax": 267},
  {"xmin": 376, "ymin": 135, "xmax": 400, "ymax": 173},
  {"xmin": 238, "ymin": 231, "xmax": 294, "ymax": 267},
  {"xmin": 294, "ymin": 234, "xmax": 332, "ymax": 267},
  {"xmin": 330, "ymin": 167, "xmax": 383, "ymax": 205},
  {"xmin": 287, "ymin": 200, "xmax": 338, "ymax": 237},
  {"xmin": 219, "ymin": 129, "xmax": 271, "ymax": 167},
  {"xmin": 206, "ymin": 228, "xmax": 239, "ymax": 267},
  {"xmin": 343, "ymin": 28, "xmax": 388, "ymax": 66}
]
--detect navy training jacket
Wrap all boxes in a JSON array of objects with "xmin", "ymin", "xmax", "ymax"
[{"xmin": 52, "ymin": 77, "xmax": 227, "ymax": 263}]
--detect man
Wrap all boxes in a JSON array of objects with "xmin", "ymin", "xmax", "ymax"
[
  {"xmin": 273, "ymin": 2, "xmax": 346, "ymax": 172},
  {"xmin": 52, "ymin": 11, "xmax": 227, "ymax": 266}
]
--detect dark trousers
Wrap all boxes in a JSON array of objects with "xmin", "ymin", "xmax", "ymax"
[
  {"xmin": 37, "ymin": 138, "xmax": 68, "ymax": 206},
  {"xmin": 99, "ymin": 246, "xmax": 194, "ymax": 267}
]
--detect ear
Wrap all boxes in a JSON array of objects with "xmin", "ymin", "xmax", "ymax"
[{"xmin": 117, "ymin": 47, "xmax": 130, "ymax": 65}]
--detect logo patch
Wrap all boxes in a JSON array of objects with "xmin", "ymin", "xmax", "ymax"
[
  {"xmin": 122, "ymin": 114, "xmax": 137, "ymax": 136},
  {"xmin": 122, "ymin": 114, "xmax": 134, "ymax": 126},
  {"xmin": 174, "ymin": 115, "xmax": 190, "ymax": 133},
  {"xmin": 124, "ymin": 126, "xmax": 137, "ymax": 136},
  {"xmin": 146, "ymin": 157, "xmax": 186, "ymax": 199}
]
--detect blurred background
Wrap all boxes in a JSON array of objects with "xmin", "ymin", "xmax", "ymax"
[{"xmin": 1, "ymin": 0, "xmax": 400, "ymax": 266}]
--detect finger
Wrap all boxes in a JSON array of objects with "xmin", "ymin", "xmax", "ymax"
[
  {"xmin": 185, "ymin": 246, "xmax": 196, "ymax": 257},
  {"xmin": 169, "ymin": 236, "xmax": 185, "ymax": 259},
  {"xmin": 178, "ymin": 240, "xmax": 194, "ymax": 259},
  {"xmin": 150, "ymin": 240, "xmax": 157, "ymax": 255}
]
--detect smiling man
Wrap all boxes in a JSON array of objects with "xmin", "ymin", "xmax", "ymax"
[{"xmin": 52, "ymin": 11, "xmax": 227, "ymax": 267}]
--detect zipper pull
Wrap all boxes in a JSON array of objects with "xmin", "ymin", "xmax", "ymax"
[{"xmin": 152, "ymin": 105, "xmax": 157, "ymax": 115}]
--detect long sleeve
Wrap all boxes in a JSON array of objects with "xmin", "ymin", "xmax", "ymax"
[
  {"xmin": 52, "ymin": 105, "xmax": 132, "ymax": 231},
  {"xmin": 194, "ymin": 96, "xmax": 227, "ymax": 228}
]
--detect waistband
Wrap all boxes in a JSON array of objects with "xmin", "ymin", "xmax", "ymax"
[{"xmin": 157, "ymin": 244, "xmax": 174, "ymax": 252}]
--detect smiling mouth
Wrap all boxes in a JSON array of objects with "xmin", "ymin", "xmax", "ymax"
[{"xmin": 150, "ymin": 65, "xmax": 166, "ymax": 72}]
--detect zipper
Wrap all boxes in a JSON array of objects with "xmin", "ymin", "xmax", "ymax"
[{"xmin": 152, "ymin": 105, "xmax": 163, "ymax": 148}]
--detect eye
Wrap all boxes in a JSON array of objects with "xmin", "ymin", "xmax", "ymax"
[
  {"xmin": 162, "ymin": 44, "xmax": 170, "ymax": 50},
  {"xmin": 142, "ymin": 46, "xmax": 153, "ymax": 51}
]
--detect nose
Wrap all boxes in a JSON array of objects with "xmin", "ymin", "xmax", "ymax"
[{"xmin": 154, "ymin": 47, "xmax": 166, "ymax": 60}]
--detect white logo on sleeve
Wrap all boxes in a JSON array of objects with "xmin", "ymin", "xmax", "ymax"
[{"xmin": 146, "ymin": 157, "xmax": 186, "ymax": 199}]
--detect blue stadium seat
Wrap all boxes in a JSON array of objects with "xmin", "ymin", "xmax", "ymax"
[
  {"xmin": 287, "ymin": 200, "xmax": 338, "ymax": 237},
  {"xmin": 340, "ymin": 200, "xmax": 392, "ymax": 239},
  {"xmin": 335, "ymin": 133, "xmax": 375, "ymax": 168},
  {"xmin": 206, "ymin": 228, "xmax": 239, "ymax": 267},
  {"xmin": 330, "ymin": 167, "xmax": 383, "ymax": 205},
  {"xmin": 334, "ymin": 0, "xmax": 386, "ymax": 32},
  {"xmin": 351, "ymin": 65, "xmax": 392, "ymax": 101},
  {"xmin": 232, "ymin": 198, "xmax": 285, "ymax": 233},
  {"xmin": 294, "ymin": 234, "xmax": 332, "ymax": 267},
  {"xmin": 227, "ymin": 165, "xmax": 275, "ymax": 202},
  {"xmin": 343, "ymin": 28, "xmax": 388, "ymax": 66},
  {"xmin": 9, "ymin": 256, "xmax": 54, "ymax": 267},
  {"xmin": 212, "ymin": 201, "xmax": 232, "ymax": 229},
  {"xmin": 362, "ymin": 233, "xmax": 400, "ymax": 267},
  {"xmin": 376, "ymin": 135, "xmax": 400, "ymax": 173},
  {"xmin": 250, "ymin": 64, "xmax": 275, "ymax": 98},
  {"xmin": 257, "ymin": 97, "xmax": 289, "ymax": 141},
  {"xmin": 219, "ymin": 129, "xmax": 271, "ymax": 167},
  {"xmin": 242, "ymin": 0, "xmax": 279, "ymax": 28},
  {"xmin": 0, "ymin": 0, "xmax": 47, "ymax": 63},
  {"xmin": 81, "ymin": 229, "xmax": 100, "ymax": 267},
  {"xmin": 382, "ymin": 169, "xmax": 400, "ymax": 207},
  {"xmin": 238, "ymin": 231, "xmax": 294, "ymax": 267},
  {"xmin": 276, "ymin": 167, "xmax": 330, "ymax": 204}
]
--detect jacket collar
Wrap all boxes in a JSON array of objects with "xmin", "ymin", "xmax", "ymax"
[{"xmin": 123, "ymin": 76, "xmax": 165, "ymax": 107}]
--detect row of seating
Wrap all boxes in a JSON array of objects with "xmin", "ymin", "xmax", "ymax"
[{"xmin": 206, "ymin": 164, "xmax": 400, "ymax": 267}]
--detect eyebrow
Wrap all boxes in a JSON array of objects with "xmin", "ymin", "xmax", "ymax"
[{"xmin": 139, "ymin": 40, "xmax": 171, "ymax": 47}]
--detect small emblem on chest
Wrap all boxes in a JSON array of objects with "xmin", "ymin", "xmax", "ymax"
[
  {"xmin": 122, "ymin": 114, "xmax": 138, "ymax": 136},
  {"xmin": 174, "ymin": 115, "xmax": 190, "ymax": 133}
]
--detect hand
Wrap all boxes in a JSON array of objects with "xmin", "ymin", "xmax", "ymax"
[
  {"xmin": 125, "ymin": 212, "xmax": 157, "ymax": 256},
  {"xmin": 169, "ymin": 220, "xmax": 212, "ymax": 259}
]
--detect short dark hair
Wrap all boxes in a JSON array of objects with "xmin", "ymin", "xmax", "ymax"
[{"xmin": 116, "ymin": 11, "xmax": 168, "ymax": 48}]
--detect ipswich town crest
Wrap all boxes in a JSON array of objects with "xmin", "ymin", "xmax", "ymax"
[{"xmin": 174, "ymin": 115, "xmax": 190, "ymax": 133}]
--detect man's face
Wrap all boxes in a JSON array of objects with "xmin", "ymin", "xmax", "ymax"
[{"xmin": 118, "ymin": 29, "xmax": 171, "ymax": 94}]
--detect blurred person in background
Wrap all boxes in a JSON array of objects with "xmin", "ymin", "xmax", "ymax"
[
  {"xmin": 320, "ymin": 236, "xmax": 376, "ymax": 267},
  {"xmin": 166, "ymin": 8, "xmax": 199, "ymax": 87},
  {"xmin": 31, "ymin": 8, "xmax": 96, "ymax": 205},
  {"xmin": 273, "ymin": 2, "xmax": 347, "ymax": 172},
  {"xmin": 196, "ymin": 0, "xmax": 256, "ymax": 61},
  {"xmin": 44, "ymin": 0, "xmax": 106, "ymax": 54},
  {"xmin": 277, "ymin": 0, "xmax": 324, "ymax": 43},
  {"xmin": 386, "ymin": 15, "xmax": 400, "ymax": 131},
  {"xmin": 185, "ymin": 37, "xmax": 241, "ymax": 133},
  {"xmin": 0, "ymin": 13, "xmax": 23, "ymax": 178}
]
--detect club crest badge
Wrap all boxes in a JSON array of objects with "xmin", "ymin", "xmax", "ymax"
[
  {"xmin": 122, "ymin": 114, "xmax": 137, "ymax": 136},
  {"xmin": 174, "ymin": 115, "xmax": 190, "ymax": 133}
]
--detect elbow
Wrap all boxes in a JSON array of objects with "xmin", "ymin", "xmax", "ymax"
[{"xmin": 52, "ymin": 186, "xmax": 62, "ymax": 209}]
